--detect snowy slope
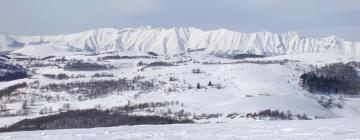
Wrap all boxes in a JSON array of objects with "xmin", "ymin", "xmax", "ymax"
[
  {"xmin": 0, "ymin": 48, "xmax": 359, "ymax": 137},
  {"xmin": 0, "ymin": 35, "xmax": 24, "ymax": 52},
  {"xmin": 1, "ymin": 27, "xmax": 359, "ymax": 57},
  {"xmin": 1, "ymin": 117, "xmax": 359, "ymax": 140},
  {"xmin": 12, "ymin": 44, "xmax": 83, "ymax": 56},
  {"xmin": 1, "ymin": 53, "xmax": 359, "ymax": 128}
]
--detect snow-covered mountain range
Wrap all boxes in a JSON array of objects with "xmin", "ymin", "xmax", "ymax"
[{"xmin": 0, "ymin": 26, "xmax": 359, "ymax": 57}]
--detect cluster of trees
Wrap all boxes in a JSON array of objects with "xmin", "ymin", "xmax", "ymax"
[
  {"xmin": 12, "ymin": 57, "xmax": 36, "ymax": 61},
  {"xmin": 147, "ymin": 52, "xmax": 159, "ymax": 56},
  {"xmin": 317, "ymin": 96, "xmax": 343, "ymax": 109},
  {"xmin": 300, "ymin": 63, "xmax": 360, "ymax": 95},
  {"xmin": 232, "ymin": 54, "xmax": 265, "ymax": 59},
  {"xmin": 141, "ymin": 61, "xmax": 175, "ymax": 71},
  {"xmin": 165, "ymin": 80, "xmax": 221, "ymax": 93},
  {"xmin": 39, "ymin": 106, "xmax": 53, "ymax": 115},
  {"xmin": 91, "ymin": 72, "xmax": 114, "ymax": 78},
  {"xmin": 347, "ymin": 61, "xmax": 360, "ymax": 69},
  {"xmin": 169, "ymin": 76, "xmax": 178, "ymax": 81},
  {"xmin": 173, "ymin": 59, "xmax": 193, "ymax": 64},
  {"xmin": 58, "ymin": 103, "xmax": 71, "ymax": 112},
  {"xmin": 0, "ymin": 108, "xmax": 194, "ymax": 132},
  {"xmin": 98, "ymin": 55, "xmax": 155, "ymax": 61},
  {"xmin": 3, "ymin": 100, "xmax": 34, "ymax": 117},
  {"xmin": 192, "ymin": 68, "xmax": 201, "ymax": 74},
  {"xmin": 41, "ymin": 56, "xmax": 56, "ymax": 60},
  {"xmin": 0, "ymin": 62, "xmax": 28, "ymax": 82},
  {"xmin": 245, "ymin": 109, "xmax": 310, "ymax": 120},
  {"xmin": 192, "ymin": 110, "xmax": 312, "ymax": 120},
  {"xmin": 107, "ymin": 101, "xmax": 190, "ymax": 120},
  {"xmin": 42, "ymin": 73, "xmax": 70, "ymax": 80},
  {"xmin": 39, "ymin": 78, "xmax": 155, "ymax": 99},
  {"xmin": 0, "ymin": 104, "xmax": 10, "ymax": 116},
  {"xmin": 0, "ymin": 101, "xmax": 193, "ymax": 132},
  {"xmin": 26, "ymin": 62, "xmax": 52, "ymax": 68},
  {"xmin": 187, "ymin": 48, "xmax": 206, "ymax": 53},
  {"xmin": 192, "ymin": 113, "xmax": 223, "ymax": 120},
  {"xmin": 137, "ymin": 61, "xmax": 146, "ymax": 66},
  {"xmin": 17, "ymin": 100, "xmax": 30, "ymax": 116},
  {"xmin": 64, "ymin": 60, "xmax": 112, "ymax": 71},
  {"xmin": 202, "ymin": 59, "xmax": 294, "ymax": 65},
  {"xmin": 42, "ymin": 73, "xmax": 116, "ymax": 80},
  {"xmin": 40, "ymin": 79, "xmax": 130, "ymax": 98},
  {"xmin": 226, "ymin": 112, "xmax": 241, "ymax": 119},
  {"xmin": 193, "ymin": 81, "xmax": 222, "ymax": 90},
  {"xmin": 110, "ymin": 101, "xmax": 180, "ymax": 114},
  {"xmin": 54, "ymin": 57, "xmax": 67, "ymax": 62},
  {"xmin": 0, "ymin": 82, "xmax": 27, "ymax": 98}
]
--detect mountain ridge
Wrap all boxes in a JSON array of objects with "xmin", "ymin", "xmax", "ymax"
[{"xmin": 0, "ymin": 26, "xmax": 359, "ymax": 57}]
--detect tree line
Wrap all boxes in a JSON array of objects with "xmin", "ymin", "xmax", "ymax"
[
  {"xmin": 39, "ymin": 78, "xmax": 155, "ymax": 99},
  {"xmin": 300, "ymin": 63, "xmax": 360, "ymax": 95},
  {"xmin": 64, "ymin": 60, "xmax": 112, "ymax": 71},
  {"xmin": 0, "ymin": 108, "xmax": 194, "ymax": 132},
  {"xmin": 0, "ymin": 82, "xmax": 27, "ymax": 98},
  {"xmin": 0, "ymin": 62, "xmax": 28, "ymax": 82}
]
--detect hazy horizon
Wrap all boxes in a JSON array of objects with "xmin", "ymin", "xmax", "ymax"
[{"xmin": 1, "ymin": 0, "xmax": 359, "ymax": 41}]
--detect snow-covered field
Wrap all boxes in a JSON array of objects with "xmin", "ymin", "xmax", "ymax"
[
  {"xmin": 1, "ymin": 117, "xmax": 359, "ymax": 140},
  {"xmin": 1, "ymin": 53, "xmax": 358, "ymax": 125},
  {"xmin": 1, "ymin": 47, "xmax": 360, "ymax": 139}
]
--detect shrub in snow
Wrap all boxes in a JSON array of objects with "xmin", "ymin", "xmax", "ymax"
[{"xmin": 192, "ymin": 68, "xmax": 201, "ymax": 74}]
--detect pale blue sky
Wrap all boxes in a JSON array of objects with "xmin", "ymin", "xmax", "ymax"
[{"xmin": 0, "ymin": 0, "xmax": 359, "ymax": 41}]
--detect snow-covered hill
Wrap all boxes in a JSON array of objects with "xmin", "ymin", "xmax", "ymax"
[
  {"xmin": 1, "ymin": 117, "xmax": 360, "ymax": 140},
  {"xmin": 0, "ymin": 27, "xmax": 360, "ymax": 136},
  {"xmin": 1, "ymin": 27, "xmax": 359, "ymax": 57},
  {"xmin": 0, "ymin": 43, "xmax": 359, "ymax": 139}
]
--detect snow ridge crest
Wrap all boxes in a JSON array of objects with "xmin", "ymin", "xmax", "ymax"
[{"xmin": 0, "ymin": 27, "xmax": 359, "ymax": 57}]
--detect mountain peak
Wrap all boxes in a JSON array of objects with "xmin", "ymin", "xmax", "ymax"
[{"xmin": 0, "ymin": 27, "xmax": 358, "ymax": 57}]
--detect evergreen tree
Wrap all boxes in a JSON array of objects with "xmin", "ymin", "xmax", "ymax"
[{"xmin": 208, "ymin": 81, "xmax": 212, "ymax": 86}]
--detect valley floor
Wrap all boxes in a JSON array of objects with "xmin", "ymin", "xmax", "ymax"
[{"xmin": 1, "ymin": 117, "xmax": 359, "ymax": 140}]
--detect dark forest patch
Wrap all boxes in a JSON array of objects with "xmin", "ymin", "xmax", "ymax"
[
  {"xmin": 0, "ymin": 108, "xmax": 194, "ymax": 132},
  {"xmin": 64, "ymin": 60, "xmax": 112, "ymax": 71},
  {"xmin": 0, "ymin": 62, "xmax": 28, "ymax": 82},
  {"xmin": 300, "ymin": 63, "xmax": 360, "ymax": 95},
  {"xmin": 232, "ymin": 54, "xmax": 265, "ymax": 59},
  {"xmin": 0, "ymin": 82, "xmax": 27, "ymax": 98},
  {"xmin": 99, "ymin": 55, "xmax": 156, "ymax": 61}
]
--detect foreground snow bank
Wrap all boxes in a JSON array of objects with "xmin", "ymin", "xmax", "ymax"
[{"xmin": 1, "ymin": 117, "xmax": 359, "ymax": 140}]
